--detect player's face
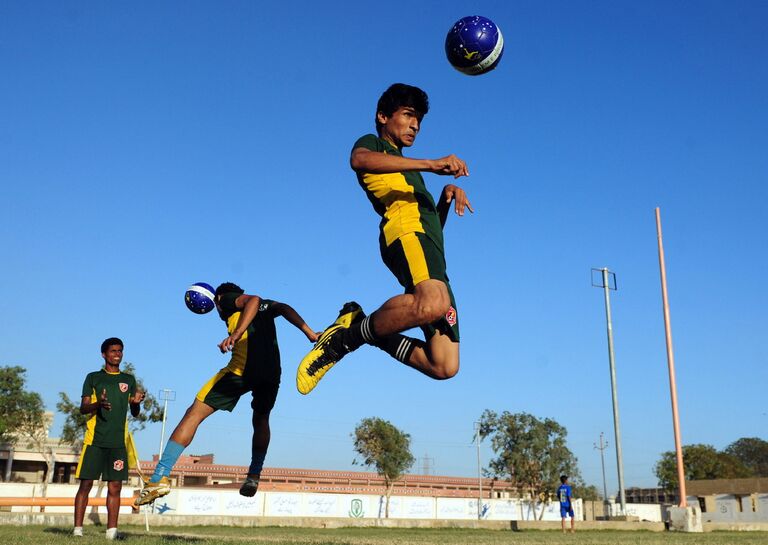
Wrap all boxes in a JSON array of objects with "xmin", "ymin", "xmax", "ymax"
[
  {"xmin": 377, "ymin": 106, "xmax": 423, "ymax": 148},
  {"xmin": 102, "ymin": 344, "xmax": 123, "ymax": 367}
]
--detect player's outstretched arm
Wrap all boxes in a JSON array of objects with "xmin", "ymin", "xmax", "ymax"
[
  {"xmin": 218, "ymin": 294, "xmax": 261, "ymax": 353},
  {"xmin": 437, "ymin": 184, "xmax": 474, "ymax": 226},
  {"xmin": 273, "ymin": 302, "xmax": 320, "ymax": 343},
  {"xmin": 351, "ymin": 148, "xmax": 469, "ymax": 178}
]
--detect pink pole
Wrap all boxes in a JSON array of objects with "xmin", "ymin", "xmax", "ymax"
[{"xmin": 655, "ymin": 207, "xmax": 687, "ymax": 507}]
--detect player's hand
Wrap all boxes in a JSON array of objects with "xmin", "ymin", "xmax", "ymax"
[
  {"xmin": 218, "ymin": 332, "xmax": 242, "ymax": 353},
  {"xmin": 99, "ymin": 389, "xmax": 112, "ymax": 411},
  {"xmin": 307, "ymin": 330, "xmax": 320, "ymax": 343},
  {"xmin": 442, "ymin": 184, "xmax": 474, "ymax": 216},
  {"xmin": 429, "ymin": 155, "xmax": 469, "ymax": 178},
  {"xmin": 130, "ymin": 390, "xmax": 145, "ymax": 405}
]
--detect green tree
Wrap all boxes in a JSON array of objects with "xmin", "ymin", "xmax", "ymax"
[
  {"xmin": 56, "ymin": 362, "xmax": 163, "ymax": 449},
  {"xmin": 0, "ymin": 366, "xmax": 52, "ymax": 493},
  {"xmin": 352, "ymin": 417, "xmax": 415, "ymax": 518},
  {"xmin": 478, "ymin": 410, "xmax": 582, "ymax": 518},
  {"xmin": 724, "ymin": 437, "xmax": 768, "ymax": 477},
  {"xmin": 574, "ymin": 483, "xmax": 600, "ymax": 501},
  {"xmin": 654, "ymin": 443, "xmax": 753, "ymax": 489}
]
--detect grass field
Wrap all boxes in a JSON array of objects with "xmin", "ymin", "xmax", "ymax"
[{"xmin": 3, "ymin": 525, "xmax": 767, "ymax": 545}]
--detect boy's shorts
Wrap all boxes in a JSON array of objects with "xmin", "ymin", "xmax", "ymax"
[
  {"xmin": 382, "ymin": 231, "xmax": 460, "ymax": 342},
  {"xmin": 76, "ymin": 444, "xmax": 129, "ymax": 481},
  {"xmin": 196, "ymin": 368, "xmax": 279, "ymax": 414}
]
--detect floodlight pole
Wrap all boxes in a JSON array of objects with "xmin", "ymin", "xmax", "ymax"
[
  {"xmin": 594, "ymin": 432, "xmax": 609, "ymax": 503},
  {"xmin": 157, "ymin": 389, "xmax": 176, "ymax": 458},
  {"xmin": 474, "ymin": 422, "xmax": 483, "ymax": 520},
  {"xmin": 655, "ymin": 208, "xmax": 687, "ymax": 508},
  {"xmin": 592, "ymin": 267, "xmax": 627, "ymax": 515}
]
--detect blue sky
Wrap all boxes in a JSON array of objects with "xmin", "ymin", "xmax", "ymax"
[{"xmin": 1, "ymin": 1, "xmax": 766, "ymax": 493}]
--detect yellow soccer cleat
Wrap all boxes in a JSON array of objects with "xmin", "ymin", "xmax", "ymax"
[
  {"xmin": 296, "ymin": 302, "xmax": 364, "ymax": 395},
  {"xmin": 134, "ymin": 476, "xmax": 172, "ymax": 506}
]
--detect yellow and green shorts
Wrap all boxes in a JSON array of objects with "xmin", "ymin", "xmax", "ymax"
[
  {"xmin": 382, "ymin": 231, "xmax": 460, "ymax": 342},
  {"xmin": 76, "ymin": 444, "xmax": 129, "ymax": 481},
  {"xmin": 196, "ymin": 368, "xmax": 280, "ymax": 414}
]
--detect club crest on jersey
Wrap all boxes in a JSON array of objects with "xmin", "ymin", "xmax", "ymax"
[
  {"xmin": 445, "ymin": 306, "xmax": 457, "ymax": 326},
  {"xmin": 113, "ymin": 459, "xmax": 124, "ymax": 471},
  {"xmin": 119, "ymin": 383, "xmax": 129, "ymax": 393}
]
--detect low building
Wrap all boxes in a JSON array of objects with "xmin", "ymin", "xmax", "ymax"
[{"xmin": 136, "ymin": 454, "xmax": 515, "ymax": 499}]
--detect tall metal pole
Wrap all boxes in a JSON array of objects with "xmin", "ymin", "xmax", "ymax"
[
  {"xmin": 655, "ymin": 208, "xmax": 687, "ymax": 508},
  {"xmin": 475, "ymin": 422, "xmax": 483, "ymax": 520},
  {"xmin": 592, "ymin": 267, "xmax": 627, "ymax": 515},
  {"xmin": 594, "ymin": 432, "xmax": 609, "ymax": 502},
  {"xmin": 157, "ymin": 389, "xmax": 176, "ymax": 458}
]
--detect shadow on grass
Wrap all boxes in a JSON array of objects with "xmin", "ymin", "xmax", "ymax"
[
  {"xmin": 42, "ymin": 528, "xmax": 73, "ymax": 535},
  {"xmin": 42, "ymin": 527, "xmax": 204, "ymax": 542}
]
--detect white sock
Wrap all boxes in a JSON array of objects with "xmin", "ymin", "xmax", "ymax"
[
  {"xmin": 105, "ymin": 527, "xmax": 118, "ymax": 540},
  {"xmin": 73, "ymin": 527, "xmax": 83, "ymax": 537}
]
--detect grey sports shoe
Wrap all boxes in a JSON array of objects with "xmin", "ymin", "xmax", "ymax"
[{"xmin": 239, "ymin": 476, "xmax": 260, "ymax": 497}]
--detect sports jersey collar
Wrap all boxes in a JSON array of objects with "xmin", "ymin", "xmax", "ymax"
[{"xmin": 381, "ymin": 135, "xmax": 401, "ymax": 152}]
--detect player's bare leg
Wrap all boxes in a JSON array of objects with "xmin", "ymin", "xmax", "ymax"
[
  {"xmin": 74, "ymin": 478, "xmax": 93, "ymax": 532},
  {"xmin": 372, "ymin": 279, "xmax": 451, "ymax": 336},
  {"xmin": 240, "ymin": 412, "xmax": 270, "ymax": 497},
  {"xmin": 402, "ymin": 329, "xmax": 458, "ymax": 379},
  {"xmin": 136, "ymin": 400, "xmax": 216, "ymax": 506},
  {"xmin": 106, "ymin": 481, "xmax": 122, "ymax": 531},
  {"xmin": 297, "ymin": 279, "xmax": 458, "ymax": 393},
  {"xmin": 168, "ymin": 399, "xmax": 216, "ymax": 447}
]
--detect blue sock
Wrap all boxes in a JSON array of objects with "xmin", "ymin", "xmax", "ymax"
[
  {"xmin": 151, "ymin": 440, "xmax": 184, "ymax": 482},
  {"xmin": 248, "ymin": 450, "xmax": 267, "ymax": 477}
]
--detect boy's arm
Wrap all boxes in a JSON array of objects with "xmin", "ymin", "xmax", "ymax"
[
  {"xmin": 351, "ymin": 147, "xmax": 469, "ymax": 178},
  {"xmin": 272, "ymin": 301, "xmax": 319, "ymax": 343},
  {"xmin": 80, "ymin": 389, "xmax": 110, "ymax": 414},
  {"xmin": 437, "ymin": 184, "xmax": 474, "ymax": 226},
  {"xmin": 218, "ymin": 294, "xmax": 261, "ymax": 352},
  {"xmin": 129, "ymin": 387, "xmax": 144, "ymax": 417}
]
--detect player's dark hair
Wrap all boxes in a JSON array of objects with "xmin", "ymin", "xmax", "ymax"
[
  {"xmin": 101, "ymin": 337, "xmax": 123, "ymax": 353},
  {"xmin": 375, "ymin": 83, "xmax": 429, "ymax": 134},
  {"xmin": 215, "ymin": 282, "xmax": 245, "ymax": 297},
  {"xmin": 560, "ymin": 475, "xmax": 568, "ymax": 484}
]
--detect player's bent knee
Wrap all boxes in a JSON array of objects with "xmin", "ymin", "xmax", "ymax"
[
  {"xmin": 432, "ymin": 365, "xmax": 459, "ymax": 380},
  {"xmin": 429, "ymin": 354, "xmax": 459, "ymax": 380}
]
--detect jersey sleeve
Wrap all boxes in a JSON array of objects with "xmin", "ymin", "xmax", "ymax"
[
  {"xmin": 257, "ymin": 298, "xmax": 278, "ymax": 318},
  {"xmin": 352, "ymin": 133, "xmax": 381, "ymax": 153},
  {"xmin": 81, "ymin": 372, "xmax": 95, "ymax": 399},
  {"xmin": 128, "ymin": 374, "xmax": 137, "ymax": 397}
]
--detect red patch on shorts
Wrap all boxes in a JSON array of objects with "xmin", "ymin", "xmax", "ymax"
[
  {"xmin": 445, "ymin": 306, "xmax": 457, "ymax": 326},
  {"xmin": 119, "ymin": 383, "xmax": 128, "ymax": 393},
  {"xmin": 113, "ymin": 459, "xmax": 124, "ymax": 471}
]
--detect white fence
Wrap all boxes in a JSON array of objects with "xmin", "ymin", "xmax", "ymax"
[
  {"xmin": 0, "ymin": 483, "xmax": 583, "ymax": 521},
  {"xmin": 143, "ymin": 488, "xmax": 584, "ymax": 520}
]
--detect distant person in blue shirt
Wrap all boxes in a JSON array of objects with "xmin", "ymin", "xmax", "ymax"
[{"xmin": 557, "ymin": 474, "xmax": 575, "ymax": 533}]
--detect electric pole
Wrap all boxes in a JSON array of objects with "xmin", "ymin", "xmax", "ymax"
[{"xmin": 591, "ymin": 267, "xmax": 627, "ymax": 515}]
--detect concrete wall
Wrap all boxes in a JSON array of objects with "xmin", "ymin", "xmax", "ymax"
[
  {"xmin": 0, "ymin": 483, "xmax": 583, "ymax": 521},
  {"xmin": 700, "ymin": 493, "xmax": 768, "ymax": 523}
]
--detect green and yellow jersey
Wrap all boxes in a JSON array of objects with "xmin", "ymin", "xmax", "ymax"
[
  {"xmin": 216, "ymin": 294, "xmax": 281, "ymax": 381},
  {"xmin": 353, "ymin": 134, "xmax": 445, "ymax": 251},
  {"xmin": 81, "ymin": 369, "xmax": 136, "ymax": 448}
]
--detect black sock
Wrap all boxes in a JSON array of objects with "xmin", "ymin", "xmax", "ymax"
[
  {"xmin": 373, "ymin": 334, "xmax": 423, "ymax": 364},
  {"xmin": 340, "ymin": 314, "xmax": 378, "ymax": 351}
]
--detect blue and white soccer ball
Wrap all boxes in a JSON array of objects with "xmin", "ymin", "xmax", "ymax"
[
  {"xmin": 445, "ymin": 15, "xmax": 504, "ymax": 76},
  {"xmin": 184, "ymin": 282, "xmax": 216, "ymax": 314}
]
